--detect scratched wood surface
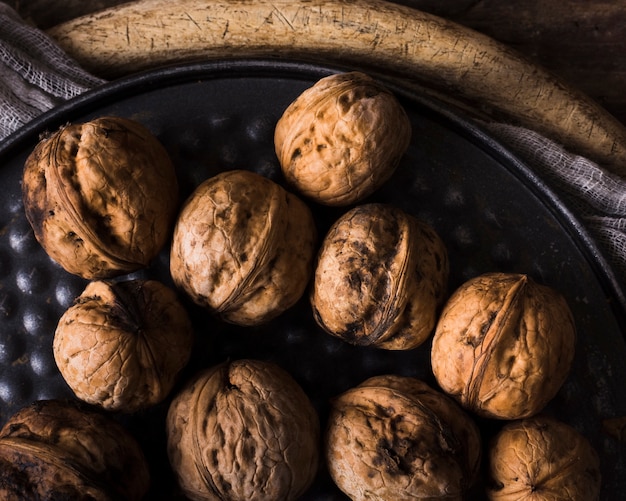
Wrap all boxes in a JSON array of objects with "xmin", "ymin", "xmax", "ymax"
[
  {"xmin": 6, "ymin": 0, "xmax": 626, "ymax": 177},
  {"xmin": 9, "ymin": 0, "xmax": 626, "ymax": 128},
  {"xmin": 36, "ymin": 0, "xmax": 626, "ymax": 178}
]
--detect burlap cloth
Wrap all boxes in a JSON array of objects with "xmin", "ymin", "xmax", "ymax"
[{"xmin": 1, "ymin": 3, "xmax": 625, "ymax": 286}]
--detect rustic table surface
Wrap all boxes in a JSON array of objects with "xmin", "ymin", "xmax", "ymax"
[{"xmin": 8, "ymin": 0, "xmax": 626, "ymax": 128}]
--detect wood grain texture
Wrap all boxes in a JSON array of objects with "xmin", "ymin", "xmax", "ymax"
[
  {"xmin": 10, "ymin": 0, "xmax": 626, "ymax": 126},
  {"xmin": 44, "ymin": 0, "xmax": 626, "ymax": 177},
  {"xmin": 440, "ymin": 0, "xmax": 626, "ymax": 128}
]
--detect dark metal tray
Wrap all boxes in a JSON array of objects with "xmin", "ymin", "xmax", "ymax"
[{"xmin": 1, "ymin": 59, "xmax": 625, "ymax": 499}]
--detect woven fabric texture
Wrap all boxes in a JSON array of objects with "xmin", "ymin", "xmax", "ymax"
[
  {"xmin": 1, "ymin": 3, "xmax": 624, "ymax": 285},
  {"xmin": 0, "ymin": 3, "xmax": 104, "ymax": 139},
  {"xmin": 486, "ymin": 123, "xmax": 626, "ymax": 285}
]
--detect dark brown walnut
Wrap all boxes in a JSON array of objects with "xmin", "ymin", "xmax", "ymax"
[
  {"xmin": 311, "ymin": 203, "xmax": 449, "ymax": 350},
  {"xmin": 486, "ymin": 415, "xmax": 601, "ymax": 500},
  {"xmin": 603, "ymin": 415, "xmax": 626, "ymax": 441},
  {"xmin": 325, "ymin": 375, "xmax": 481, "ymax": 501},
  {"xmin": 53, "ymin": 279, "xmax": 194, "ymax": 413},
  {"xmin": 0, "ymin": 399, "xmax": 149, "ymax": 501},
  {"xmin": 22, "ymin": 116, "xmax": 179, "ymax": 279},
  {"xmin": 170, "ymin": 169, "xmax": 317, "ymax": 326},
  {"xmin": 274, "ymin": 71, "xmax": 411, "ymax": 206},
  {"xmin": 166, "ymin": 359, "xmax": 320, "ymax": 501},
  {"xmin": 431, "ymin": 272, "xmax": 576, "ymax": 420}
]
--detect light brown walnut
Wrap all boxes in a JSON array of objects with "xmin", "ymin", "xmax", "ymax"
[
  {"xmin": 431, "ymin": 272, "xmax": 576, "ymax": 420},
  {"xmin": 311, "ymin": 203, "xmax": 449, "ymax": 350},
  {"xmin": 486, "ymin": 415, "xmax": 601, "ymax": 500},
  {"xmin": 0, "ymin": 399, "xmax": 150, "ymax": 501},
  {"xmin": 53, "ymin": 279, "xmax": 194, "ymax": 413},
  {"xmin": 170, "ymin": 169, "xmax": 317, "ymax": 326},
  {"xmin": 275, "ymin": 71, "xmax": 411, "ymax": 206},
  {"xmin": 166, "ymin": 359, "xmax": 320, "ymax": 501},
  {"xmin": 22, "ymin": 116, "xmax": 179, "ymax": 279},
  {"xmin": 325, "ymin": 375, "xmax": 481, "ymax": 501}
]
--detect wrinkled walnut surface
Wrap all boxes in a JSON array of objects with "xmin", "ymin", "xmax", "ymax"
[
  {"xmin": 22, "ymin": 116, "xmax": 179, "ymax": 279},
  {"xmin": 431, "ymin": 273, "xmax": 576, "ymax": 420},
  {"xmin": 0, "ymin": 399, "xmax": 150, "ymax": 501},
  {"xmin": 311, "ymin": 203, "xmax": 448, "ymax": 350},
  {"xmin": 170, "ymin": 169, "xmax": 317, "ymax": 326},
  {"xmin": 53, "ymin": 279, "xmax": 194, "ymax": 413},
  {"xmin": 325, "ymin": 375, "xmax": 481, "ymax": 500},
  {"xmin": 275, "ymin": 71, "xmax": 411, "ymax": 206},
  {"xmin": 166, "ymin": 359, "xmax": 320, "ymax": 501},
  {"xmin": 486, "ymin": 415, "xmax": 601, "ymax": 500}
]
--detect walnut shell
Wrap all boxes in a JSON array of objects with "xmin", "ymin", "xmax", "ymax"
[
  {"xmin": 170, "ymin": 169, "xmax": 317, "ymax": 326},
  {"xmin": 166, "ymin": 359, "xmax": 320, "ymax": 501},
  {"xmin": 274, "ymin": 71, "xmax": 411, "ymax": 206},
  {"xmin": 311, "ymin": 203, "xmax": 449, "ymax": 350},
  {"xmin": 486, "ymin": 415, "xmax": 601, "ymax": 500},
  {"xmin": 325, "ymin": 375, "xmax": 481, "ymax": 500},
  {"xmin": 22, "ymin": 116, "xmax": 179, "ymax": 279},
  {"xmin": 431, "ymin": 272, "xmax": 576, "ymax": 420},
  {"xmin": 0, "ymin": 399, "xmax": 149, "ymax": 501},
  {"xmin": 53, "ymin": 279, "xmax": 194, "ymax": 413}
]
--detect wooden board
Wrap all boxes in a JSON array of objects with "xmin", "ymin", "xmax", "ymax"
[
  {"xmin": 44, "ymin": 0, "xmax": 626, "ymax": 178},
  {"xmin": 13, "ymin": 0, "xmax": 625, "ymax": 126}
]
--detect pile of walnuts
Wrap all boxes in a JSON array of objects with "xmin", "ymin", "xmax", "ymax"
[{"xmin": 9, "ymin": 72, "xmax": 601, "ymax": 500}]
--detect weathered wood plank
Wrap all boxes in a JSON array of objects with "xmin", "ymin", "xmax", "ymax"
[
  {"xmin": 38, "ymin": 0, "xmax": 626, "ymax": 177},
  {"xmin": 8, "ymin": 0, "xmax": 625, "ymax": 127}
]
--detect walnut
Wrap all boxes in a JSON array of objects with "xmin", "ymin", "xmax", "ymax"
[
  {"xmin": 170, "ymin": 169, "xmax": 317, "ymax": 326},
  {"xmin": 311, "ymin": 203, "xmax": 449, "ymax": 350},
  {"xmin": 603, "ymin": 415, "xmax": 626, "ymax": 441},
  {"xmin": 22, "ymin": 116, "xmax": 179, "ymax": 279},
  {"xmin": 166, "ymin": 359, "xmax": 320, "ymax": 501},
  {"xmin": 431, "ymin": 272, "xmax": 576, "ymax": 420},
  {"xmin": 274, "ymin": 71, "xmax": 411, "ymax": 206},
  {"xmin": 325, "ymin": 375, "xmax": 481, "ymax": 500},
  {"xmin": 486, "ymin": 415, "xmax": 601, "ymax": 500},
  {"xmin": 53, "ymin": 279, "xmax": 194, "ymax": 413},
  {"xmin": 0, "ymin": 399, "xmax": 149, "ymax": 501}
]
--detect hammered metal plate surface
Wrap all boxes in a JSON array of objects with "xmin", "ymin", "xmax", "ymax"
[{"xmin": 1, "ymin": 60, "xmax": 625, "ymax": 499}]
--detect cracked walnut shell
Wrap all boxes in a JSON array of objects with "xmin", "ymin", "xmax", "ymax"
[
  {"xmin": 0, "ymin": 399, "xmax": 149, "ymax": 501},
  {"xmin": 170, "ymin": 169, "xmax": 317, "ymax": 326},
  {"xmin": 166, "ymin": 359, "xmax": 320, "ymax": 501},
  {"xmin": 486, "ymin": 415, "xmax": 601, "ymax": 500},
  {"xmin": 325, "ymin": 375, "xmax": 481, "ymax": 501},
  {"xmin": 311, "ymin": 203, "xmax": 449, "ymax": 350},
  {"xmin": 431, "ymin": 272, "xmax": 576, "ymax": 420},
  {"xmin": 53, "ymin": 279, "xmax": 194, "ymax": 413},
  {"xmin": 22, "ymin": 116, "xmax": 179, "ymax": 279},
  {"xmin": 274, "ymin": 71, "xmax": 411, "ymax": 206}
]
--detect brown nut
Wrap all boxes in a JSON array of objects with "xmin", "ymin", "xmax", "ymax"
[
  {"xmin": 22, "ymin": 116, "xmax": 179, "ymax": 279},
  {"xmin": 166, "ymin": 359, "xmax": 320, "ymax": 501},
  {"xmin": 170, "ymin": 169, "xmax": 317, "ymax": 326},
  {"xmin": 311, "ymin": 203, "xmax": 449, "ymax": 350},
  {"xmin": 53, "ymin": 279, "xmax": 194, "ymax": 413},
  {"xmin": 0, "ymin": 399, "xmax": 149, "ymax": 501},
  {"xmin": 431, "ymin": 272, "xmax": 576, "ymax": 420},
  {"xmin": 274, "ymin": 71, "xmax": 411, "ymax": 206},
  {"xmin": 486, "ymin": 415, "xmax": 601, "ymax": 500},
  {"xmin": 325, "ymin": 375, "xmax": 481, "ymax": 500}
]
